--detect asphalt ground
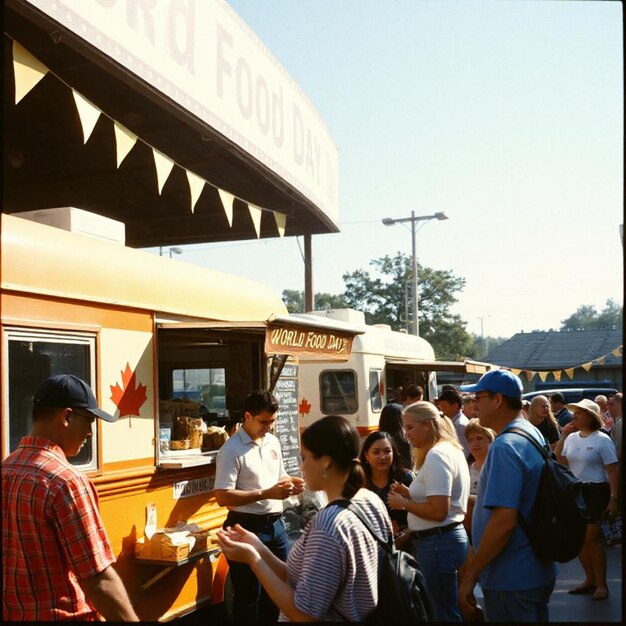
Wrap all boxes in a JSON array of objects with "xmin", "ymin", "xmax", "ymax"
[{"xmin": 177, "ymin": 542, "xmax": 623, "ymax": 624}]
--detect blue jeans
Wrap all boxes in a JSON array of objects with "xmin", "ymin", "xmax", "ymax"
[
  {"xmin": 224, "ymin": 513, "xmax": 290, "ymax": 625},
  {"xmin": 482, "ymin": 580, "xmax": 555, "ymax": 623},
  {"xmin": 410, "ymin": 525, "xmax": 469, "ymax": 622}
]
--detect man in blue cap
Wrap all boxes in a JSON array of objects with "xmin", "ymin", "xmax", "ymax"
[
  {"xmin": 457, "ymin": 370, "xmax": 557, "ymax": 623},
  {"xmin": 2, "ymin": 375, "xmax": 138, "ymax": 622}
]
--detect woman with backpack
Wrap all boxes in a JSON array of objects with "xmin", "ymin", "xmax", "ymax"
[
  {"xmin": 388, "ymin": 401, "xmax": 470, "ymax": 622},
  {"xmin": 555, "ymin": 399, "xmax": 618, "ymax": 602},
  {"xmin": 216, "ymin": 414, "xmax": 393, "ymax": 621}
]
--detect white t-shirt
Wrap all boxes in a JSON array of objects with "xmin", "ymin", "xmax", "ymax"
[
  {"xmin": 452, "ymin": 411, "xmax": 471, "ymax": 458},
  {"xmin": 214, "ymin": 427, "xmax": 288, "ymax": 514},
  {"xmin": 407, "ymin": 441, "xmax": 470, "ymax": 531},
  {"xmin": 562, "ymin": 430, "xmax": 618, "ymax": 483},
  {"xmin": 469, "ymin": 462, "xmax": 481, "ymax": 496}
]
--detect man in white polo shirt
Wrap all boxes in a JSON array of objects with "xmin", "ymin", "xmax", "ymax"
[
  {"xmin": 214, "ymin": 390, "xmax": 304, "ymax": 624},
  {"xmin": 438, "ymin": 388, "xmax": 471, "ymax": 459}
]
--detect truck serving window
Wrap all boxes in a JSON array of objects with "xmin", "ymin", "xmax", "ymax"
[
  {"xmin": 369, "ymin": 369, "xmax": 383, "ymax": 412},
  {"xmin": 320, "ymin": 370, "xmax": 358, "ymax": 414},
  {"xmin": 4, "ymin": 329, "xmax": 98, "ymax": 470}
]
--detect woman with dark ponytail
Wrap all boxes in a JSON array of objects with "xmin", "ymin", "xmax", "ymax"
[{"xmin": 217, "ymin": 415, "xmax": 393, "ymax": 622}]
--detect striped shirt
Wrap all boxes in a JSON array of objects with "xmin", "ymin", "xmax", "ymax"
[
  {"xmin": 2, "ymin": 436, "xmax": 115, "ymax": 621},
  {"xmin": 282, "ymin": 488, "xmax": 393, "ymax": 621}
]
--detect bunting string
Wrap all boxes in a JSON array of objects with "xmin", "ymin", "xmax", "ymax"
[
  {"xmin": 10, "ymin": 39, "xmax": 287, "ymax": 238},
  {"xmin": 483, "ymin": 345, "xmax": 623, "ymax": 383}
]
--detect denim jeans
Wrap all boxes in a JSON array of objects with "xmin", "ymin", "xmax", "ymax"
[
  {"xmin": 410, "ymin": 525, "xmax": 469, "ymax": 622},
  {"xmin": 482, "ymin": 580, "xmax": 555, "ymax": 623},
  {"xmin": 224, "ymin": 514, "xmax": 290, "ymax": 625}
]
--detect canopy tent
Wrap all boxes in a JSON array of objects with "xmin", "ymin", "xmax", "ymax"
[{"xmin": 3, "ymin": 0, "xmax": 339, "ymax": 248}]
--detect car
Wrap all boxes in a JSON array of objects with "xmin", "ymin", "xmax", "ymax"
[{"xmin": 522, "ymin": 387, "xmax": 618, "ymax": 403}]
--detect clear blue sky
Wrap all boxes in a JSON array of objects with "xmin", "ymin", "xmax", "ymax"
[{"xmin": 154, "ymin": 0, "xmax": 624, "ymax": 340}]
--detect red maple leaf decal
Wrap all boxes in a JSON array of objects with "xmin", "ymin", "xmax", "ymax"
[
  {"xmin": 299, "ymin": 398, "xmax": 311, "ymax": 416},
  {"xmin": 110, "ymin": 363, "xmax": 148, "ymax": 420}
]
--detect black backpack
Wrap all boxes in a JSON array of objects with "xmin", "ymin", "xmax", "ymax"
[
  {"xmin": 506, "ymin": 427, "xmax": 590, "ymax": 563},
  {"xmin": 332, "ymin": 499, "xmax": 434, "ymax": 624}
]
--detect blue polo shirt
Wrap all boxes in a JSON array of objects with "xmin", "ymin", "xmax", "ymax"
[{"xmin": 472, "ymin": 417, "xmax": 557, "ymax": 591}]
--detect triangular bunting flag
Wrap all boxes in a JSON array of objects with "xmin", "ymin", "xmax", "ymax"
[
  {"xmin": 611, "ymin": 346, "xmax": 622, "ymax": 357},
  {"xmin": 524, "ymin": 371, "xmax": 535, "ymax": 382},
  {"xmin": 218, "ymin": 189, "xmax": 234, "ymax": 226},
  {"xmin": 553, "ymin": 371, "xmax": 562, "ymax": 382},
  {"xmin": 152, "ymin": 149, "xmax": 175, "ymax": 194},
  {"xmin": 185, "ymin": 170, "xmax": 205, "ymax": 213},
  {"xmin": 511, "ymin": 368, "xmax": 522, "ymax": 376},
  {"xmin": 248, "ymin": 204, "xmax": 263, "ymax": 238},
  {"xmin": 13, "ymin": 41, "xmax": 49, "ymax": 104},
  {"xmin": 72, "ymin": 90, "xmax": 101, "ymax": 144},
  {"xmin": 113, "ymin": 122, "xmax": 137, "ymax": 167},
  {"xmin": 564, "ymin": 368, "xmax": 575, "ymax": 380},
  {"xmin": 595, "ymin": 355, "xmax": 606, "ymax": 365},
  {"xmin": 273, "ymin": 212, "xmax": 287, "ymax": 237},
  {"xmin": 538, "ymin": 371, "xmax": 548, "ymax": 382},
  {"xmin": 581, "ymin": 361, "xmax": 593, "ymax": 372}
]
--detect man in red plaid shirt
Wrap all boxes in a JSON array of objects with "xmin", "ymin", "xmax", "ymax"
[{"xmin": 2, "ymin": 374, "xmax": 138, "ymax": 621}]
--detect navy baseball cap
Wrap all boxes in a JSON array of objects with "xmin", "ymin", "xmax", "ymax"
[
  {"xmin": 460, "ymin": 370, "xmax": 523, "ymax": 398},
  {"xmin": 33, "ymin": 374, "xmax": 117, "ymax": 422}
]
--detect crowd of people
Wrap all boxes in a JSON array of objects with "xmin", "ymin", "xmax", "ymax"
[{"xmin": 2, "ymin": 373, "xmax": 622, "ymax": 622}]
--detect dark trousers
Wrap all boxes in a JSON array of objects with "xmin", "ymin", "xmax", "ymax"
[{"xmin": 224, "ymin": 511, "xmax": 290, "ymax": 625}]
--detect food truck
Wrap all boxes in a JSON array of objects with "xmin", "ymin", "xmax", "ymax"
[
  {"xmin": 0, "ymin": 212, "xmax": 360, "ymax": 620},
  {"xmin": 295, "ymin": 309, "xmax": 492, "ymax": 436}
]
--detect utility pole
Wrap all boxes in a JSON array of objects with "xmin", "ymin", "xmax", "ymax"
[{"xmin": 382, "ymin": 212, "xmax": 449, "ymax": 336}]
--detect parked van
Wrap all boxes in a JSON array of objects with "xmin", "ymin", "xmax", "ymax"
[
  {"xmin": 295, "ymin": 309, "xmax": 492, "ymax": 435},
  {"xmin": 523, "ymin": 388, "xmax": 618, "ymax": 404}
]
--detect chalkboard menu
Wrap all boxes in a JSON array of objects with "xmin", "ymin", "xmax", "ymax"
[{"xmin": 274, "ymin": 363, "xmax": 301, "ymax": 477}]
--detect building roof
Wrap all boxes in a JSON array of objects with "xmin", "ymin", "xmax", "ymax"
[{"xmin": 485, "ymin": 329, "xmax": 623, "ymax": 370}]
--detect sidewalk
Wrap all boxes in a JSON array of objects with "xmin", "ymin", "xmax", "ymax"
[{"xmin": 549, "ymin": 543, "xmax": 622, "ymax": 622}]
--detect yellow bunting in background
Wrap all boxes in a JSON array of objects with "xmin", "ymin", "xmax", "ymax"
[
  {"xmin": 113, "ymin": 122, "xmax": 137, "ymax": 168},
  {"xmin": 511, "ymin": 369, "xmax": 522, "ymax": 376},
  {"xmin": 553, "ymin": 371, "xmax": 562, "ymax": 382},
  {"xmin": 581, "ymin": 362, "xmax": 593, "ymax": 372},
  {"xmin": 611, "ymin": 346, "xmax": 623, "ymax": 357},
  {"xmin": 248, "ymin": 204, "xmax": 263, "ymax": 238},
  {"xmin": 273, "ymin": 212, "xmax": 287, "ymax": 237},
  {"xmin": 185, "ymin": 170, "xmax": 205, "ymax": 213},
  {"xmin": 595, "ymin": 355, "xmax": 606, "ymax": 365},
  {"xmin": 218, "ymin": 189, "xmax": 234, "ymax": 227},
  {"xmin": 72, "ymin": 90, "xmax": 101, "ymax": 144},
  {"xmin": 538, "ymin": 371, "xmax": 548, "ymax": 382},
  {"xmin": 152, "ymin": 149, "xmax": 175, "ymax": 194},
  {"xmin": 13, "ymin": 41, "xmax": 49, "ymax": 104},
  {"xmin": 564, "ymin": 368, "xmax": 575, "ymax": 380}
]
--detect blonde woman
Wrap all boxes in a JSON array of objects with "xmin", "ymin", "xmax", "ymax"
[
  {"xmin": 528, "ymin": 395, "xmax": 560, "ymax": 447},
  {"xmin": 388, "ymin": 402, "xmax": 470, "ymax": 622}
]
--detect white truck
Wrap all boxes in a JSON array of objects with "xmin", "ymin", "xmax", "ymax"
[{"xmin": 294, "ymin": 308, "xmax": 491, "ymax": 435}]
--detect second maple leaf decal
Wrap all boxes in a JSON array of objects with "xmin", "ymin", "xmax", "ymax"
[{"xmin": 110, "ymin": 363, "xmax": 148, "ymax": 425}]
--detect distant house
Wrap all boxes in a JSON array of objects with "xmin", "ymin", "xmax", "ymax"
[{"xmin": 483, "ymin": 329, "xmax": 623, "ymax": 392}]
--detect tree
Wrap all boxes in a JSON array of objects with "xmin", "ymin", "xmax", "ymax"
[
  {"xmin": 470, "ymin": 334, "xmax": 508, "ymax": 359},
  {"xmin": 281, "ymin": 289, "xmax": 347, "ymax": 314},
  {"xmin": 560, "ymin": 299, "xmax": 623, "ymax": 331},
  {"xmin": 342, "ymin": 252, "xmax": 476, "ymax": 360}
]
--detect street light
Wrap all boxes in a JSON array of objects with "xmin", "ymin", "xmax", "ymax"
[
  {"xmin": 381, "ymin": 211, "xmax": 449, "ymax": 336},
  {"xmin": 159, "ymin": 246, "xmax": 183, "ymax": 258}
]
